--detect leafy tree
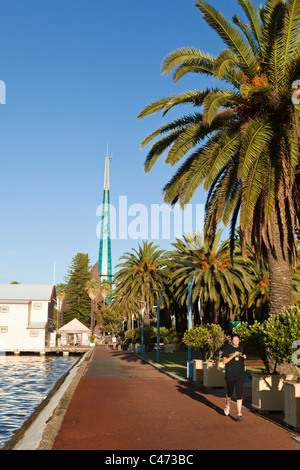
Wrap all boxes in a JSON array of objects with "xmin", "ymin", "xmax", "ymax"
[
  {"xmin": 64, "ymin": 253, "xmax": 91, "ymax": 327},
  {"xmin": 138, "ymin": 0, "xmax": 300, "ymax": 316},
  {"xmin": 56, "ymin": 282, "xmax": 67, "ymax": 296},
  {"xmin": 232, "ymin": 321, "xmax": 268, "ymax": 369},
  {"xmin": 262, "ymin": 305, "xmax": 300, "ymax": 371},
  {"xmin": 96, "ymin": 302, "xmax": 124, "ymax": 336},
  {"xmin": 183, "ymin": 324, "xmax": 228, "ymax": 361}
]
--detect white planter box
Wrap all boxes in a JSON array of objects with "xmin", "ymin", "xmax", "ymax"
[
  {"xmin": 284, "ymin": 382, "xmax": 300, "ymax": 431},
  {"xmin": 193, "ymin": 359, "xmax": 203, "ymax": 383},
  {"xmin": 164, "ymin": 343, "xmax": 180, "ymax": 353},
  {"xmin": 203, "ymin": 361, "xmax": 226, "ymax": 388},
  {"xmin": 252, "ymin": 373, "xmax": 288, "ymax": 411}
]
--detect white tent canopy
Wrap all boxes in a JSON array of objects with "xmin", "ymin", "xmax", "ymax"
[
  {"xmin": 57, "ymin": 319, "xmax": 91, "ymax": 347},
  {"xmin": 57, "ymin": 318, "xmax": 91, "ymax": 333}
]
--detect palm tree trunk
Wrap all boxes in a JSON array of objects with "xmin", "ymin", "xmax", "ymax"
[
  {"xmin": 267, "ymin": 208, "xmax": 293, "ymax": 315},
  {"xmin": 144, "ymin": 305, "xmax": 150, "ymax": 328}
]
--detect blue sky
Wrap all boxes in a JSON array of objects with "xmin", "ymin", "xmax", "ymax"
[{"xmin": 0, "ymin": 0, "xmax": 260, "ymax": 285}]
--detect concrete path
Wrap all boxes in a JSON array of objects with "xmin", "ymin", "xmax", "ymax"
[{"xmin": 52, "ymin": 347, "xmax": 300, "ymax": 451}]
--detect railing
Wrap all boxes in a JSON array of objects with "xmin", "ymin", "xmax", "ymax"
[{"xmin": 45, "ymin": 339, "xmax": 92, "ymax": 349}]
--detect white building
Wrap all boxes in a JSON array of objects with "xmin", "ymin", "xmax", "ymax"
[{"xmin": 0, "ymin": 284, "xmax": 56, "ymax": 352}]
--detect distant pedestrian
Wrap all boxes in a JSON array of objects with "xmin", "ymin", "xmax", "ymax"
[
  {"xmin": 112, "ymin": 335, "xmax": 117, "ymax": 350},
  {"xmin": 222, "ymin": 333, "xmax": 246, "ymax": 422}
]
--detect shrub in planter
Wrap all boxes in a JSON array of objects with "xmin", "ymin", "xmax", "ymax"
[
  {"xmin": 124, "ymin": 326, "xmax": 180, "ymax": 350},
  {"xmin": 232, "ymin": 321, "xmax": 269, "ymax": 371},
  {"xmin": 163, "ymin": 328, "xmax": 181, "ymax": 345},
  {"xmin": 183, "ymin": 324, "xmax": 228, "ymax": 361},
  {"xmin": 262, "ymin": 306, "xmax": 300, "ymax": 375},
  {"xmin": 89, "ymin": 335, "xmax": 96, "ymax": 344},
  {"xmin": 123, "ymin": 328, "xmax": 141, "ymax": 348}
]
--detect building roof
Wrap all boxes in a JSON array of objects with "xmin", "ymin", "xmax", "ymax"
[
  {"xmin": 57, "ymin": 318, "xmax": 91, "ymax": 333},
  {"xmin": 0, "ymin": 284, "xmax": 56, "ymax": 302}
]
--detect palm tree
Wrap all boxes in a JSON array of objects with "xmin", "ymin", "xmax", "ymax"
[
  {"xmin": 247, "ymin": 258, "xmax": 270, "ymax": 322},
  {"xmin": 138, "ymin": 0, "xmax": 300, "ymax": 315},
  {"xmin": 113, "ymin": 241, "xmax": 169, "ymax": 327},
  {"xmin": 169, "ymin": 231, "xmax": 255, "ymax": 324},
  {"xmin": 85, "ymin": 279, "xmax": 102, "ymax": 333},
  {"xmin": 55, "ymin": 282, "xmax": 67, "ymax": 328},
  {"xmin": 247, "ymin": 250, "xmax": 300, "ymax": 320}
]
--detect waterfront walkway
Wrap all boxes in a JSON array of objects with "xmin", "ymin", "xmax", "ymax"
[{"xmin": 51, "ymin": 346, "xmax": 300, "ymax": 451}]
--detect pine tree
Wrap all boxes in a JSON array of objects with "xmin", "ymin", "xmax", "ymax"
[{"xmin": 64, "ymin": 253, "xmax": 92, "ymax": 326}]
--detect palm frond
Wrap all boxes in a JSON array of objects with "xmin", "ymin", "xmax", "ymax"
[
  {"xmin": 232, "ymin": 14, "xmax": 259, "ymax": 56},
  {"xmin": 138, "ymin": 90, "xmax": 211, "ymax": 119},
  {"xmin": 203, "ymin": 129, "xmax": 241, "ymax": 189},
  {"xmin": 164, "ymin": 122, "xmax": 210, "ymax": 167},
  {"xmin": 196, "ymin": 0, "xmax": 256, "ymax": 74},
  {"xmin": 262, "ymin": 1, "xmax": 286, "ymax": 85},
  {"xmin": 282, "ymin": 126, "xmax": 299, "ymax": 184},
  {"xmin": 143, "ymin": 130, "xmax": 183, "ymax": 173},
  {"xmin": 238, "ymin": 118, "xmax": 273, "ymax": 180},
  {"xmin": 202, "ymin": 89, "xmax": 240, "ymax": 125},
  {"xmin": 213, "ymin": 49, "xmax": 243, "ymax": 83},
  {"xmin": 240, "ymin": 151, "xmax": 268, "ymax": 228},
  {"xmin": 282, "ymin": 0, "xmax": 300, "ymax": 74},
  {"xmin": 237, "ymin": 0, "xmax": 264, "ymax": 51},
  {"xmin": 162, "ymin": 48, "xmax": 215, "ymax": 78},
  {"xmin": 140, "ymin": 113, "xmax": 203, "ymax": 148}
]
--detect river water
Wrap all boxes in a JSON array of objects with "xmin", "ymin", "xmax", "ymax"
[{"xmin": 0, "ymin": 354, "xmax": 78, "ymax": 449}]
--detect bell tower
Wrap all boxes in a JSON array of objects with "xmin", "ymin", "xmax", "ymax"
[{"xmin": 98, "ymin": 152, "xmax": 112, "ymax": 282}]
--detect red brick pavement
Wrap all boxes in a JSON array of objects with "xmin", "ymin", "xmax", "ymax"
[{"xmin": 53, "ymin": 347, "xmax": 300, "ymax": 451}]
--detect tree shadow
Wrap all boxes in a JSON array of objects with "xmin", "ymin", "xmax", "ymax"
[
  {"xmin": 111, "ymin": 350, "xmax": 143, "ymax": 362},
  {"xmin": 175, "ymin": 381, "xmax": 238, "ymax": 421}
]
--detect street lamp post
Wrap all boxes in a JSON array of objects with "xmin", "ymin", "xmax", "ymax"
[
  {"xmin": 122, "ymin": 318, "xmax": 126, "ymax": 343},
  {"xmin": 176, "ymin": 260, "xmax": 198, "ymax": 379},
  {"xmin": 151, "ymin": 289, "xmax": 164, "ymax": 363},
  {"xmin": 130, "ymin": 310, "xmax": 136, "ymax": 352},
  {"xmin": 136, "ymin": 300, "xmax": 146, "ymax": 354}
]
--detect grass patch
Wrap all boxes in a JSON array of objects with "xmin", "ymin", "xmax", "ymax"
[
  {"xmin": 140, "ymin": 351, "xmax": 265, "ymax": 380},
  {"xmin": 140, "ymin": 350, "xmax": 203, "ymax": 380}
]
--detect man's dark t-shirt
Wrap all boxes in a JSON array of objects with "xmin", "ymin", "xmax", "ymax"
[{"xmin": 222, "ymin": 344, "xmax": 245, "ymax": 381}]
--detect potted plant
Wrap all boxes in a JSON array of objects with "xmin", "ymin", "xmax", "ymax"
[
  {"xmin": 261, "ymin": 308, "xmax": 298, "ymax": 413},
  {"xmin": 284, "ymin": 376, "xmax": 300, "ymax": 431},
  {"xmin": 123, "ymin": 328, "xmax": 139, "ymax": 351},
  {"xmin": 183, "ymin": 324, "xmax": 228, "ymax": 387},
  {"xmin": 268, "ymin": 306, "xmax": 300, "ymax": 427},
  {"xmin": 163, "ymin": 328, "xmax": 181, "ymax": 353},
  {"xmin": 235, "ymin": 311, "xmax": 298, "ymax": 412},
  {"xmin": 56, "ymin": 333, "xmax": 62, "ymax": 347}
]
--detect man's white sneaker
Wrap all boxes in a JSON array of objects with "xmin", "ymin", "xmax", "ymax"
[
  {"xmin": 237, "ymin": 413, "xmax": 243, "ymax": 422},
  {"xmin": 224, "ymin": 405, "xmax": 230, "ymax": 416}
]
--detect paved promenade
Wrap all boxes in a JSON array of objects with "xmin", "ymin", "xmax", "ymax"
[{"xmin": 50, "ymin": 347, "xmax": 300, "ymax": 451}]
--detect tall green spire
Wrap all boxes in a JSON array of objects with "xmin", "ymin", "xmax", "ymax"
[{"xmin": 98, "ymin": 155, "xmax": 112, "ymax": 282}]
